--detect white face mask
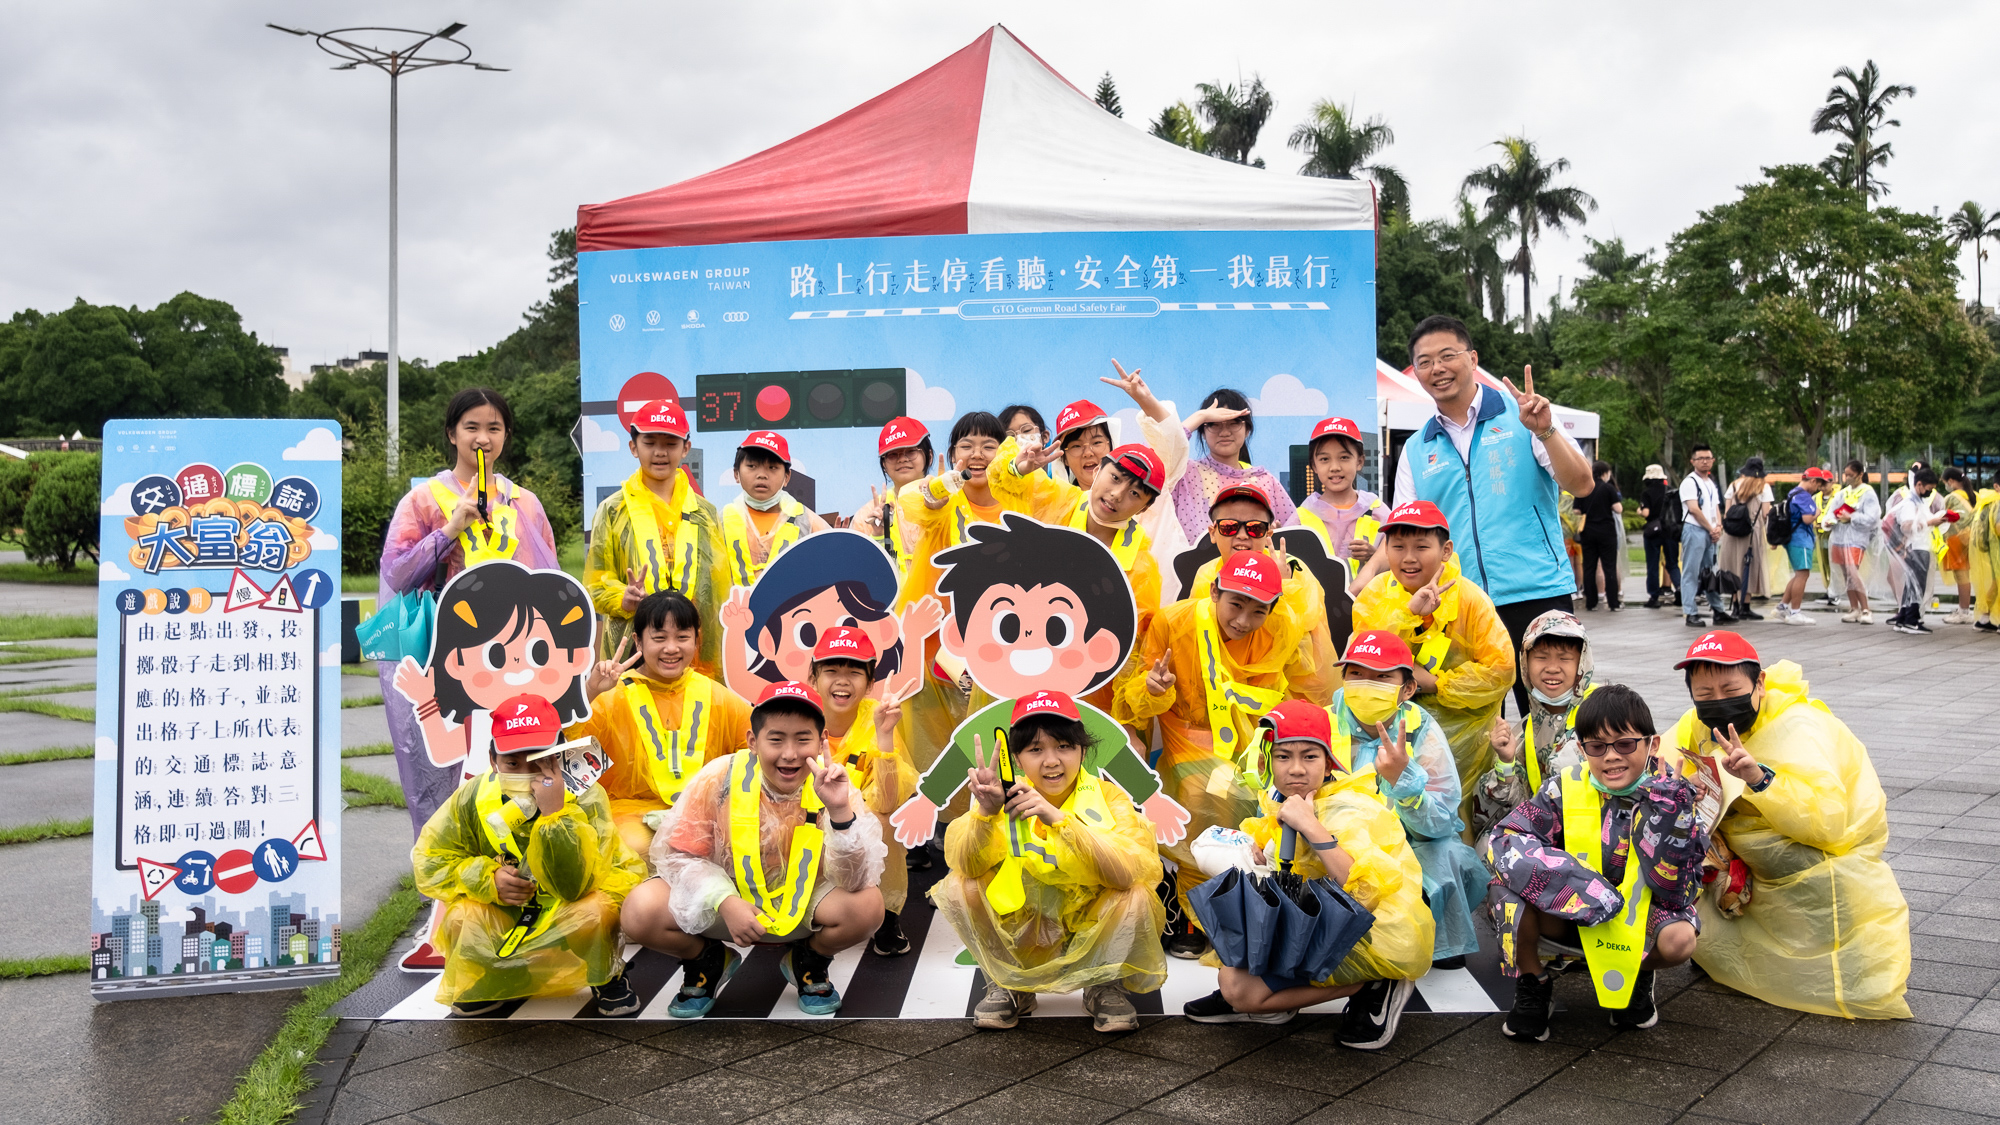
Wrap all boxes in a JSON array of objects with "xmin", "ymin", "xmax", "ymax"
[
  {"xmin": 1530, "ymin": 686, "xmax": 1576, "ymax": 708},
  {"xmin": 744, "ymin": 490, "xmax": 784, "ymax": 512}
]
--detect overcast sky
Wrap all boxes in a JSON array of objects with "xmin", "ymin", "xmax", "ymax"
[{"xmin": 4, "ymin": 1, "xmax": 1994, "ymax": 370}]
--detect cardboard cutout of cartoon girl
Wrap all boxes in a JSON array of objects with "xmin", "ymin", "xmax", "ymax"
[
  {"xmin": 888, "ymin": 513, "xmax": 1191, "ymax": 846},
  {"xmin": 392, "ymin": 560, "xmax": 598, "ymax": 782},
  {"xmin": 718, "ymin": 529, "xmax": 944, "ymax": 703}
]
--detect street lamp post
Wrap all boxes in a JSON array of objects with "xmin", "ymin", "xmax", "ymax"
[{"xmin": 268, "ymin": 22, "xmax": 505, "ymax": 479}]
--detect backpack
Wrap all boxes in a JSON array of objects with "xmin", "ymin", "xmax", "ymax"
[
  {"xmin": 1722, "ymin": 499, "xmax": 1754, "ymax": 538},
  {"xmin": 1765, "ymin": 493, "xmax": 1796, "ymax": 546}
]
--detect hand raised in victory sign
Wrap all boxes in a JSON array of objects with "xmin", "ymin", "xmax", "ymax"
[
  {"xmin": 1712, "ymin": 723, "xmax": 1766, "ymax": 786},
  {"xmin": 967, "ymin": 733, "xmax": 1008, "ymax": 818},
  {"xmin": 1145, "ymin": 648, "xmax": 1177, "ymax": 697},
  {"xmin": 1101, "ymin": 358, "xmax": 1167, "ymax": 421},
  {"xmin": 808, "ymin": 754, "xmax": 855, "ymax": 820},
  {"xmin": 1014, "ymin": 435, "xmax": 1064, "ymax": 475},
  {"xmin": 1406, "ymin": 571, "xmax": 1456, "ymax": 618},
  {"xmin": 585, "ymin": 634, "xmax": 643, "ymax": 700},
  {"xmin": 620, "ymin": 564, "xmax": 654, "ymax": 614},
  {"xmin": 1373, "ymin": 718, "xmax": 1411, "ymax": 786},
  {"xmin": 1503, "ymin": 365, "xmax": 1555, "ymax": 438}
]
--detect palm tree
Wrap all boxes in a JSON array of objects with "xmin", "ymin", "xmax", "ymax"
[
  {"xmin": 1462, "ymin": 137, "xmax": 1597, "ymax": 330},
  {"xmin": 1094, "ymin": 72, "xmax": 1123, "ymax": 118},
  {"xmin": 1434, "ymin": 193, "xmax": 1512, "ymax": 321},
  {"xmin": 1809, "ymin": 60, "xmax": 1914, "ymax": 203},
  {"xmin": 1194, "ymin": 78, "xmax": 1273, "ymax": 165},
  {"xmin": 1946, "ymin": 201, "xmax": 2000, "ymax": 315},
  {"xmin": 1287, "ymin": 100, "xmax": 1409, "ymax": 220},
  {"xmin": 1580, "ymin": 236, "xmax": 1646, "ymax": 283},
  {"xmin": 1149, "ymin": 102, "xmax": 1207, "ymax": 153}
]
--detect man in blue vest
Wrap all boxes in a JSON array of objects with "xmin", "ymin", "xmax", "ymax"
[{"xmin": 1384, "ymin": 316, "xmax": 1596, "ymax": 715}]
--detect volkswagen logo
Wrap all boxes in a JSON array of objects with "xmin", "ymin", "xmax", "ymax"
[
  {"xmin": 645, "ymin": 310, "xmax": 661, "ymax": 326},
  {"xmin": 608, "ymin": 314, "xmax": 626, "ymax": 331}
]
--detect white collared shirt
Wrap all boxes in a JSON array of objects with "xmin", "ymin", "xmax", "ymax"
[{"xmin": 1392, "ymin": 385, "xmax": 1572, "ymax": 505}]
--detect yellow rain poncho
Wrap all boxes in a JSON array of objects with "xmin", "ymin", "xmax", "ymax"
[
  {"xmin": 1187, "ymin": 553, "xmax": 1342, "ymax": 706},
  {"xmin": 1350, "ymin": 555, "xmax": 1515, "ymax": 831},
  {"xmin": 413, "ymin": 774, "xmax": 647, "ymax": 1005},
  {"xmin": 1663, "ymin": 660, "xmax": 1911, "ymax": 1019},
  {"xmin": 827, "ymin": 696, "xmax": 917, "ymax": 912},
  {"xmin": 931, "ymin": 775, "xmax": 1167, "ymax": 995},
  {"xmin": 1219, "ymin": 770, "xmax": 1435, "ymax": 984},
  {"xmin": 1971, "ymin": 489, "xmax": 2000, "ymax": 618},
  {"xmin": 564, "ymin": 670, "xmax": 753, "ymax": 860},
  {"xmin": 1114, "ymin": 592, "xmax": 1319, "ymax": 914},
  {"xmin": 584, "ymin": 470, "xmax": 729, "ymax": 672}
]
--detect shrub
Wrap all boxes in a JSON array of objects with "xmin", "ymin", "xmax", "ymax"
[
  {"xmin": 23, "ymin": 453, "xmax": 100, "ymax": 570},
  {"xmin": 0, "ymin": 457, "xmax": 40, "ymax": 544},
  {"xmin": 340, "ymin": 439, "xmax": 403, "ymax": 577}
]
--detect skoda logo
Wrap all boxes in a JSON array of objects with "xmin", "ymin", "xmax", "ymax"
[
  {"xmin": 686, "ymin": 309, "xmax": 699, "ymax": 322},
  {"xmin": 609, "ymin": 314, "xmax": 626, "ymax": 331}
]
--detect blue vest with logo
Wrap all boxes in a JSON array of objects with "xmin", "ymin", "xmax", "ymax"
[{"xmin": 1410, "ymin": 389, "xmax": 1575, "ymax": 605}]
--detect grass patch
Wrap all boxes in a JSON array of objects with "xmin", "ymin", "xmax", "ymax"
[
  {"xmin": 0, "ymin": 745, "xmax": 93, "ymax": 765},
  {"xmin": 342, "ymin": 742, "xmax": 394, "ymax": 758},
  {"xmin": 0, "ymin": 613, "xmax": 96, "ymax": 641},
  {"xmin": 341, "ymin": 662, "xmax": 378, "ymax": 677},
  {"xmin": 0, "ymin": 954, "xmax": 91, "ymax": 979},
  {"xmin": 341, "ymin": 766, "xmax": 406, "ymax": 809},
  {"xmin": 559, "ymin": 531, "xmax": 584, "ymax": 582},
  {"xmin": 0, "ymin": 682, "xmax": 92, "ymax": 699},
  {"xmin": 0, "ymin": 696, "xmax": 93, "ymax": 721},
  {"xmin": 0, "ymin": 645, "xmax": 95, "ymax": 666},
  {"xmin": 0, "ymin": 562, "xmax": 96, "ymax": 586},
  {"xmin": 341, "ymin": 695, "xmax": 383, "ymax": 710},
  {"xmin": 0, "ymin": 817, "xmax": 91, "ymax": 845},
  {"xmin": 214, "ymin": 878, "xmax": 425, "ymax": 1125},
  {"xmin": 342, "ymin": 572, "xmax": 376, "ymax": 593}
]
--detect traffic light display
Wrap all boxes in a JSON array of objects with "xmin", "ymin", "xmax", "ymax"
[{"xmin": 693, "ymin": 369, "xmax": 907, "ymax": 432}]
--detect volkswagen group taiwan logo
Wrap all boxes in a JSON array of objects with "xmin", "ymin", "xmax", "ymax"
[
  {"xmin": 608, "ymin": 314, "xmax": 625, "ymax": 332},
  {"xmin": 645, "ymin": 310, "xmax": 661, "ymax": 326}
]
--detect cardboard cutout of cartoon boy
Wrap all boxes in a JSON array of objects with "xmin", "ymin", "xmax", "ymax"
[
  {"xmin": 717, "ymin": 529, "xmax": 945, "ymax": 703},
  {"xmin": 392, "ymin": 560, "xmax": 598, "ymax": 782},
  {"xmin": 888, "ymin": 513, "xmax": 1191, "ymax": 846}
]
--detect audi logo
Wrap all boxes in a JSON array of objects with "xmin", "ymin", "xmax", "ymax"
[{"xmin": 723, "ymin": 311, "xmax": 749, "ymax": 323}]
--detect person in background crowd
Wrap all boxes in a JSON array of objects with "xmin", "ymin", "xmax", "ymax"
[
  {"xmin": 848, "ymin": 417, "xmax": 932, "ymax": 575},
  {"xmin": 1884, "ymin": 467, "xmax": 1946, "ymax": 635},
  {"xmin": 1678, "ymin": 444, "xmax": 1730, "ymax": 628},
  {"xmin": 1939, "ymin": 467, "xmax": 1978, "ymax": 625},
  {"xmin": 1971, "ymin": 476, "xmax": 2000, "ymax": 632},
  {"xmin": 1776, "ymin": 469, "xmax": 1829, "ymax": 626},
  {"xmin": 1168, "ymin": 387, "xmax": 1295, "ymax": 544},
  {"xmin": 998, "ymin": 404, "xmax": 1050, "ymax": 458},
  {"xmin": 1637, "ymin": 464, "xmax": 1682, "ymax": 609},
  {"xmin": 1378, "ymin": 316, "xmax": 1594, "ymax": 716},
  {"xmin": 1296, "ymin": 416, "xmax": 1390, "ymax": 569},
  {"xmin": 1824, "ymin": 459, "xmax": 1883, "ymax": 624},
  {"xmin": 1575, "ymin": 459, "xmax": 1625, "ymax": 612},
  {"xmin": 1716, "ymin": 456, "xmax": 1771, "ymax": 622}
]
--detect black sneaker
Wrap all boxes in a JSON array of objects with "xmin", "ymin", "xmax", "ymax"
[
  {"xmin": 668, "ymin": 938, "xmax": 741, "ymax": 1019},
  {"xmin": 780, "ymin": 941, "xmax": 842, "ymax": 1016},
  {"xmin": 1501, "ymin": 971, "xmax": 1555, "ymax": 1041},
  {"xmin": 1644, "ymin": 596, "xmax": 1661, "ymax": 609},
  {"xmin": 906, "ymin": 843, "xmax": 934, "ymax": 871},
  {"xmin": 1183, "ymin": 989, "xmax": 1293, "ymax": 1024},
  {"xmin": 1735, "ymin": 606, "xmax": 1763, "ymax": 621},
  {"xmin": 448, "ymin": 998, "xmax": 509, "ymax": 1018},
  {"xmin": 1976, "ymin": 619, "xmax": 1999, "ymax": 633},
  {"xmin": 869, "ymin": 911, "xmax": 911, "ymax": 957},
  {"xmin": 1339, "ymin": 978, "xmax": 1416, "ymax": 1050},
  {"xmin": 591, "ymin": 972, "xmax": 642, "ymax": 1018},
  {"xmin": 1610, "ymin": 969, "xmax": 1658, "ymax": 1030},
  {"xmin": 1685, "ymin": 615, "xmax": 1707, "ymax": 628},
  {"xmin": 1711, "ymin": 609, "xmax": 1738, "ymax": 624},
  {"xmin": 1166, "ymin": 916, "xmax": 1209, "ymax": 959}
]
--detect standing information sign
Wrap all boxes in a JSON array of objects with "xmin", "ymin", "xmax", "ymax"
[{"xmin": 89, "ymin": 419, "xmax": 344, "ymax": 999}]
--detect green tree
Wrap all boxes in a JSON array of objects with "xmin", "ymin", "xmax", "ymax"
[
  {"xmin": 1149, "ymin": 102, "xmax": 1207, "ymax": 153},
  {"xmin": 1463, "ymin": 137, "xmax": 1597, "ymax": 332},
  {"xmin": 22, "ymin": 452, "xmax": 99, "ymax": 570},
  {"xmin": 1434, "ymin": 193, "xmax": 1513, "ymax": 323},
  {"xmin": 1093, "ymin": 72, "xmax": 1123, "ymax": 117},
  {"xmin": 1945, "ymin": 201, "xmax": 1999, "ymax": 314},
  {"xmin": 1194, "ymin": 78, "xmax": 1272, "ymax": 165},
  {"xmin": 484, "ymin": 227, "xmax": 579, "ymax": 382},
  {"xmin": 1286, "ymin": 100, "xmax": 1408, "ymax": 220},
  {"xmin": 1374, "ymin": 215, "xmax": 1480, "ymax": 366},
  {"xmin": 1554, "ymin": 238, "xmax": 1702, "ymax": 467},
  {"xmin": 1809, "ymin": 60, "xmax": 1914, "ymax": 203},
  {"xmin": 1667, "ymin": 165, "xmax": 1991, "ymax": 459}
]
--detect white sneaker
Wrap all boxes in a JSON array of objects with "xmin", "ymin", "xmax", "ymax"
[
  {"xmin": 1840, "ymin": 610, "xmax": 1860, "ymax": 623},
  {"xmin": 1783, "ymin": 607, "xmax": 1815, "ymax": 625},
  {"xmin": 1858, "ymin": 610, "xmax": 1874, "ymax": 624}
]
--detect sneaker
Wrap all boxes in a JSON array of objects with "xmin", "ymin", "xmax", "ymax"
[
  {"xmin": 1644, "ymin": 596, "xmax": 1661, "ymax": 609},
  {"xmin": 779, "ymin": 941, "xmax": 843, "ymax": 1016},
  {"xmin": 1685, "ymin": 615, "xmax": 1707, "ymax": 628},
  {"xmin": 1083, "ymin": 984, "xmax": 1140, "ymax": 1033},
  {"xmin": 591, "ymin": 973, "xmax": 642, "ymax": 1018},
  {"xmin": 1339, "ymin": 978, "xmax": 1417, "ymax": 1050},
  {"xmin": 1181, "ymin": 989, "xmax": 1294, "ymax": 1024},
  {"xmin": 1907, "ymin": 620, "xmax": 1934, "ymax": 635},
  {"xmin": 1501, "ymin": 971, "xmax": 1556, "ymax": 1042},
  {"xmin": 1840, "ymin": 609, "xmax": 1860, "ymax": 623},
  {"xmin": 1608, "ymin": 603, "xmax": 1621, "ymax": 612},
  {"xmin": 973, "ymin": 982, "xmax": 1036, "ymax": 1029},
  {"xmin": 1166, "ymin": 926, "xmax": 1210, "ymax": 960},
  {"xmin": 448, "ymin": 998, "xmax": 509, "ymax": 1017},
  {"xmin": 1858, "ymin": 609, "xmax": 1873, "ymax": 624},
  {"xmin": 869, "ymin": 911, "xmax": 911, "ymax": 957},
  {"xmin": 668, "ymin": 939, "xmax": 742, "ymax": 1019},
  {"xmin": 1977, "ymin": 618, "xmax": 1999, "ymax": 633},
  {"xmin": 1610, "ymin": 969, "xmax": 1659, "ymax": 1030},
  {"xmin": 1711, "ymin": 609, "xmax": 1738, "ymax": 624}
]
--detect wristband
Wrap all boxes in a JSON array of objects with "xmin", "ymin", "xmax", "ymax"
[
  {"xmin": 1748, "ymin": 764, "xmax": 1775, "ymax": 793},
  {"xmin": 1308, "ymin": 838, "xmax": 1340, "ymax": 851},
  {"xmin": 1537, "ymin": 427, "xmax": 1556, "ymax": 441},
  {"xmin": 828, "ymin": 814, "xmax": 856, "ymax": 831}
]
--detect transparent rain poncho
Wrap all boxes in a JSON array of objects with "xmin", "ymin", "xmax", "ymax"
[
  {"xmin": 583, "ymin": 472, "xmax": 729, "ymax": 673},
  {"xmin": 563, "ymin": 670, "xmax": 753, "ymax": 862}
]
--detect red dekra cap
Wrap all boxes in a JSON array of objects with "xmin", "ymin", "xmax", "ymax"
[
  {"xmin": 491, "ymin": 694, "xmax": 562, "ymax": 754},
  {"xmin": 754, "ymin": 680, "xmax": 824, "ymax": 717},
  {"xmin": 740, "ymin": 430, "xmax": 791, "ymax": 464},
  {"xmin": 1674, "ymin": 630, "xmax": 1760, "ymax": 671},
  {"xmin": 630, "ymin": 398, "xmax": 690, "ymax": 438},
  {"xmin": 811, "ymin": 626, "xmax": 877, "ymax": 665},
  {"xmin": 1210, "ymin": 481, "xmax": 1273, "ymax": 515},
  {"xmin": 1342, "ymin": 629, "xmax": 1417, "ymax": 673},
  {"xmin": 1053, "ymin": 399, "xmax": 1109, "ymax": 441},
  {"xmin": 1105, "ymin": 443, "xmax": 1165, "ymax": 493},
  {"xmin": 1383, "ymin": 500, "xmax": 1449, "ymax": 531},
  {"xmin": 1011, "ymin": 690, "xmax": 1080, "ymax": 724},
  {"xmin": 1216, "ymin": 550, "xmax": 1283, "ymax": 604},
  {"xmin": 878, "ymin": 417, "xmax": 928, "ymax": 455},
  {"xmin": 1309, "ymin": 417, "xmax": 1363, "ymax": 445},
  {"xmin": 1261, "ymin": 699, "xmax": 1333, "ymax": 752}
]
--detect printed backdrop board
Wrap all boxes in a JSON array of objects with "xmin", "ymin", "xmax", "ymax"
[
  {"xmin": 579, "ymin": 229, "xmax": 1374, "ymax": 519},
  {"xmin": 89, "ymin": 419, "xmax": 343, "ymax": 999}
]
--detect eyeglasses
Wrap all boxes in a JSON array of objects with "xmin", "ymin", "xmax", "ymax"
[
  {"xmin": 1204, "ymin": 418, "xmax": 1249, "ymax": 432},
  {"xmin": 1412, "ymin": 348, "xmax": 1468, "ymax": 374},
  {"xmin": 1580, "ymin": 737, "xmax": 1648, "ymax": 758},
  {"xmin": 1212, "ymin": 519, "xmax": 1272, "ymax": 538},
  {"xmin": 1007, "ymin": 425, "xmax": 1043, "ymax": 440}
]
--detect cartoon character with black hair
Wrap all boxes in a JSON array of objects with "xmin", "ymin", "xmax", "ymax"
[
  {"xmin": 889, "ymin": 513, "xmax": 1190, "ymax": 846},
  {"xmin": 394, "ymin": 560, "xmax": 598, "ymax": 782},
  {"xmin": 719, "ymin": 529, "xmax": 943, "ymax": 704}
]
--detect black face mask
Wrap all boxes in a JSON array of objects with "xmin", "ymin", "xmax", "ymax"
[{"xmin": 1694, "ymin": 691, "xmax": 1759, "ymax": 738}]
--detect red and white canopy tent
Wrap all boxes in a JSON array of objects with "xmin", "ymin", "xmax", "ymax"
[{"xmin": 577, "ymin": 25, "xmax": 1374, "ymax": 250}]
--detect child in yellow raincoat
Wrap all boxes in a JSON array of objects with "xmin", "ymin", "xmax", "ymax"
[
  {"xmin": 717, "ymin": 431, "xmax": 831, "ymax": 590},
  {"xmin": 566, "ymin": 590, "xmax": 752, "ymax": 860},
  {"xmin": 412, "ymin": 694, "xmax": 648, "ymax": 1016},
  {"xmin": 1181, "ymin": 700, "xmax": 1434, "ymax": 1047},
  {"xmin": 1350, "ymin": 501, "xmax": 1514, "ymax": 831},
  {"xmin": 809, "ymin": 626, "xmax": 919, "ymax": 956},
  {"xmin": 1663, "ymin": 630, "xmax": 1911, "ymax": 1020},
  {"xmin": 1114, "ymin": 548, "xmax": 1313, "ymax": 958},
  {"xmin": 584, "ymin": 397, "xmax": 729, "ymax": 671},
  {"xmin": 931, "ymin": 691, "xmax": 1168, "ymax": 1034},
  {"xmin": 1182, "ymin": 481, "xmax": 1342, "ymax": 705},
  {"xmin": 1970, "ymin": 485, "xmax": 2000, "ymax": 630}
]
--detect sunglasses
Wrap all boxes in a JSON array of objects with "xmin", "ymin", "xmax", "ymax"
[
  {"xmin": 1212, "ymin": 519, "xmax": 1272, "ymax": 538},
  {"xmin": 1579, "ymin": 737, "xmax": 1648, "ymax": 758}
]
